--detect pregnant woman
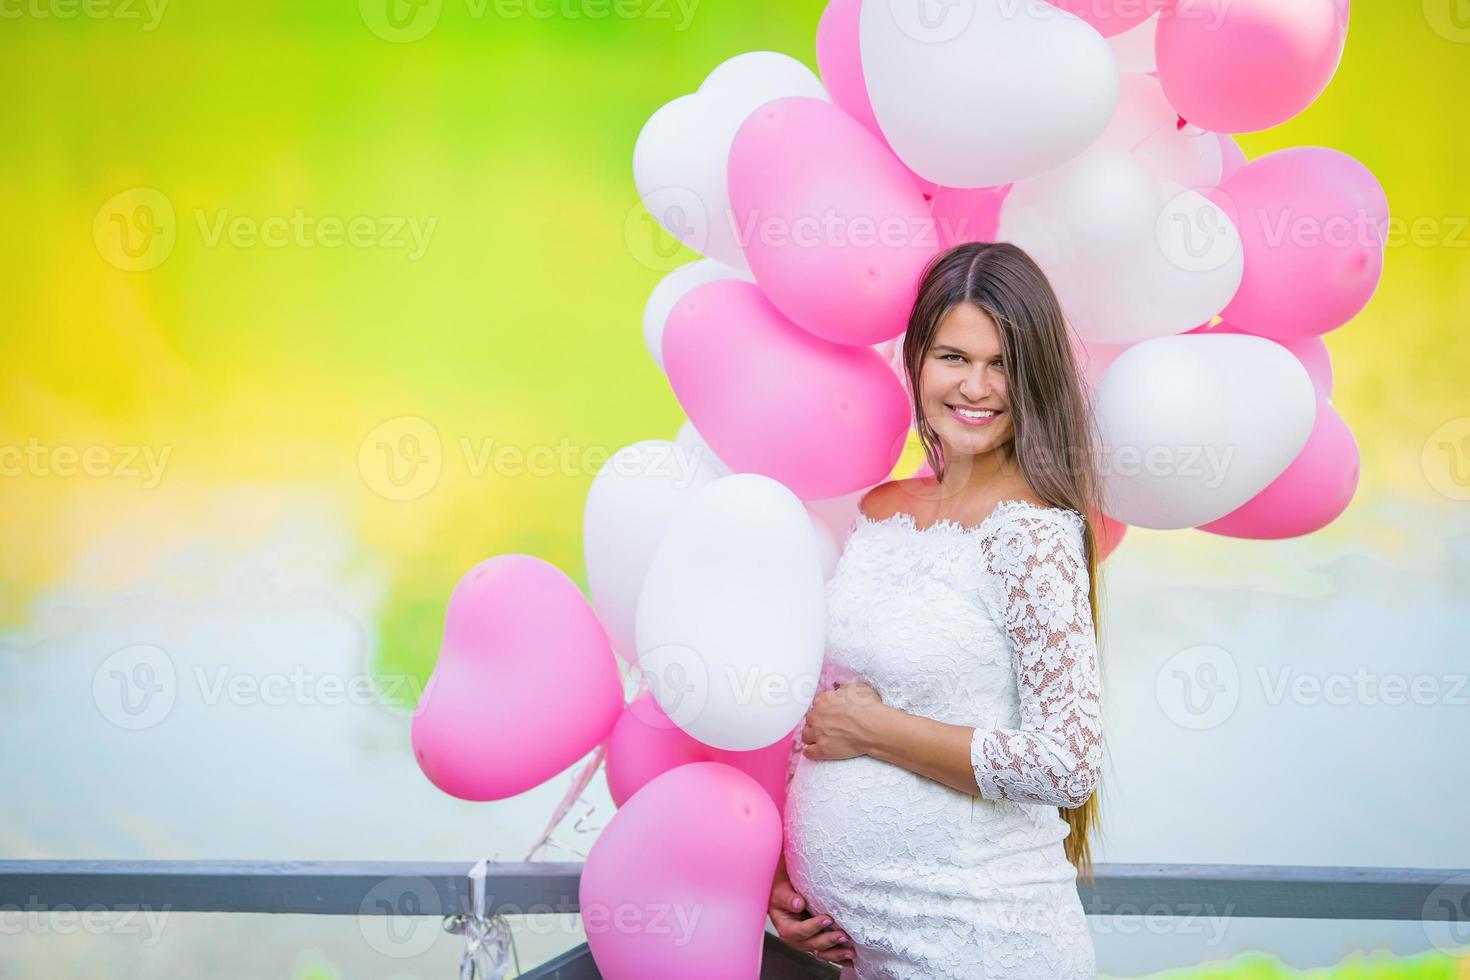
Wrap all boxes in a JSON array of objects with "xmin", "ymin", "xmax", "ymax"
[{"xmin": 770, "ymin": 241, "xmax": 1106, "ymax": 979}]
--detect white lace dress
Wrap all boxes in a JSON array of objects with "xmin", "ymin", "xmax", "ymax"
[{"xmin": 783, "ymin": 500, "xmax": 1103, "ymax": 980}]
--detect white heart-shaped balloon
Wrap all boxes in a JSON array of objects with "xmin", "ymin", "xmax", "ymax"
[
  {"xmin": 999, "ymin": 145, "xmax": 1243, "ymax": 345},
  {"xmin": 636, "ymin": 474, "xmax": 826, "ymax": 751},
  {"xmin": 860, "ymin": 0, "xmax": 1118, "ymax": 187},
  {"xmin": 584, "ymin": 440, "xmax": 724, "ymax": 664},
  {"xmin": 1093, "ymin": 334, "xmax": 1316, "ymax": 529},
  {"xmin": 643, "ymin": 259, "xmax": 753, "ymax": 371},
  {"xmin": 1099, "ymin": 74, "xmax": 1223, "ymax": 189},
  {"xmin": 633, "ymin": 52, "xmax": 827, "ymax": 268}
]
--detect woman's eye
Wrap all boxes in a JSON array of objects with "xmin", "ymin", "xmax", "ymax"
[{"xmin": 941, "ymin": 354, "xmax": 964, "ymax": 362}]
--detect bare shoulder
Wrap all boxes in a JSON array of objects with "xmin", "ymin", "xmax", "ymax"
[
  {"xmin": 858, "ymin": 477, "xmax": 932, "ymax": 520},
  {"xmin": 857, "ymin": 480, "xmax": 900, "ymax": 520},
  {"xmin": 860, "ymin": 476, "xmax": 1064, "ymax": 528}
]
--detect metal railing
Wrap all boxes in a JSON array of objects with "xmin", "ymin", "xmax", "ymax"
[{"xmin": 2, "ymin": 861, "xmax": 1466, "ymax": 978}]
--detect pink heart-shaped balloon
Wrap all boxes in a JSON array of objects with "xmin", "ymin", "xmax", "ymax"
[
  {"xmin": 581, "ymin": 762, "xmax": 782, "ymax": 980},
  {"xmin": 1157, "ymin": 0, "xmax": 1347, "ymax": 133},
  {"xmin": 1211, "ymin": 147, "xmax": 1387, "ymax": 339},
  {"xmin": 665, "ymin": 279, "xmax": 911, "ymax": 500},
  {"xmin": 606, "ymin": 692, "xmax": 794, "ymax": 810},
  {"xmin": 728, "ymin": 96, "xmax": 938, "ymax": 346},
  {"xmin": 412, "ymin": 554, "xmax": 624, "ymax": 801}
]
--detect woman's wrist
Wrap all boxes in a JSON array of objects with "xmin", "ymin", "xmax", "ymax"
[{"xmin": 860, "ymin": 702, "xmax": 903, "ymax": 759}]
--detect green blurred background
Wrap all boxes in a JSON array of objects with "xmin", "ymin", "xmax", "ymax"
[{"xmin": 2, "ymin": 1, "xmax": 1468, "ymax": 976}]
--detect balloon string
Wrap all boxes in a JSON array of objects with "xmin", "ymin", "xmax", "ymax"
[
  {"xmin": 520, "ymin": 666, "xmax": 643, "ymax": 860},
  {"xmin": 518, "ymin": 662, "xmax": 647, "ymax": 861},
  {"xmin": 521, "ymin": 743, "xmax": 607, "ymax": 862}
]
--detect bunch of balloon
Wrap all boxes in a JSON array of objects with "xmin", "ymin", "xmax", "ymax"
[
  {"xmin": 1014, "ymin": 0, "xmax": 1370, "ymax": 539},
  {"xmin": 412, "ymin": 1, "xmax": 1381, "ymax": 976}
]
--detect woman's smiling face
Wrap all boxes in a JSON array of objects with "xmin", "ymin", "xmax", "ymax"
[{"xmin": 918, "ymin": 302, "xmax": 1015, "ymax": 459}]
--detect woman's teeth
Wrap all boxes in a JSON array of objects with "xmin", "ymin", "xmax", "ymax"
[{"xmin": 948, "ymin": 405, "xmax": 999, "ymax": 426}]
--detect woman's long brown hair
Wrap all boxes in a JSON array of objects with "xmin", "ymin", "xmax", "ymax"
[{"xmin": 900, "ymin": 241, "xmax": 1106, "ymax": 881}]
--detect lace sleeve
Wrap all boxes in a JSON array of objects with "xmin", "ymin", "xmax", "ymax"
[{"xmin": 971, "ymin": 511, "xmax": 1103, "ymax": 809}]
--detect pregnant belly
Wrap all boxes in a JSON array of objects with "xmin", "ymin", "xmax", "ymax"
[
  {"xmin": 783, "ymin": 754, "xmax": 972, "ymax": 902},
  {"xmin": 783, "ymin": 754, "xmax": 1076, "ymax": 916}
]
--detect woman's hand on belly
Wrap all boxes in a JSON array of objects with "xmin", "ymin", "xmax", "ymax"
[
  {"xmin": 769, "ymin": 855, "xmax": 858, "ymax": 967},
  {"xmin": 802, "ymin": 681, "xmax": 892, "ymax": 761}
]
